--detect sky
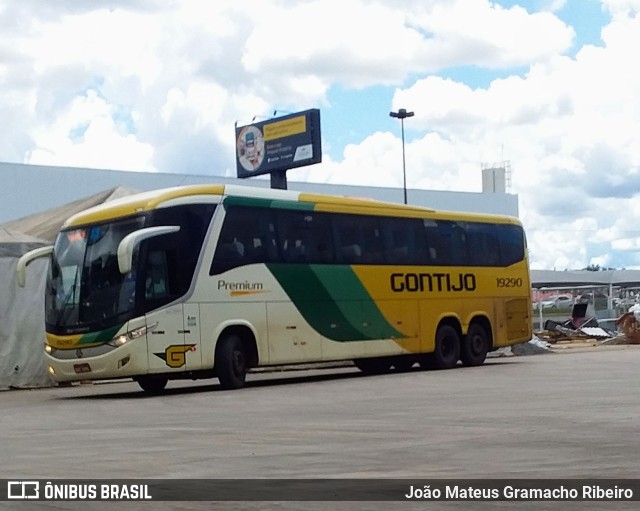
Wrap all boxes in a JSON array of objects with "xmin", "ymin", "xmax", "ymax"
[{"xmin": 1, "ymin": 0, "xmax": 640, "ymax": 270}]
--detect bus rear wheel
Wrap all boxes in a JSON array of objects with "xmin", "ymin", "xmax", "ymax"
[
  {"xmin": 430, "ymin": 324, "xmax": 461, "ymax": 370},
  {"xmin": 353, "ymin": 357, "xmax": 392, "ymax": 374},
  {"xmin": 136, "ymin": 375, "xmax": 168, "ymax": 394},
  {"xmin": 461, "ymin": 323, "xmax": 489, "ymax": 367},
  {"xmin": 216, "ymin": 334, "xmax": 247, "ymax": 390}
]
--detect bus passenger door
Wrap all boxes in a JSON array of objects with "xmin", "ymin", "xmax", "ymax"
[{"xmin": 146, "ymin": 304, "xmax": 201, "ymax": 373}]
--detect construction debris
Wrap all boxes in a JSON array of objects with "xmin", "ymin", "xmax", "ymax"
[
  {"xmin": 534, "ymin": 303, "xmax": 640, "ymax": 345},
  {"xmin": 534, "ymin": 302, "xmax": 616, "ymax": 343},
  {"xmin": 615, "ymin": 308, "xmax": 640, "ymax": 344}
]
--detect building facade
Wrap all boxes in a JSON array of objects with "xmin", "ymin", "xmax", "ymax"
[{"xmin": 0, "ymin": 161, "xmax": 519, "ymax": 223}]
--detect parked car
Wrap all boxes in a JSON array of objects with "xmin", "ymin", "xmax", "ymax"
[
  {"xmin": 540, "ymin": 295, "xmax": 574, "ymax": 311},
  {"xmin": 576, "ymin": 292, "xmax": 610, "ymax": 309}
]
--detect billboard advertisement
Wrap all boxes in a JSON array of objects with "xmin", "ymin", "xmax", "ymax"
[{"xmin": 235, "ymin": 108, "xmax": 321, "ymax": 179}]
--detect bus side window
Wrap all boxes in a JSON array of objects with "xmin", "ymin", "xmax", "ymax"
[
  {"xmin": 246, "ymin": 238, "xmax": 267, "ymax": 262},
  {"xmin": 309, "ymin": 213, "xmax": 334, "ymax": 264},
  {"xmin": 340, "ymin": 244, "xmax": 362, "ymax": 262},
  {"xmin": 424, "ymin": 220, "xmax": 448, "ymax": 265},
  {"xmin": 466, "ymin": 222, "xmax": 501, "ymax": 266},
  {"xmin": 381, "ymin": 217, "xmax": 428, "ymax": 265},
  {"xmin": 277, "ymin": 211, "xmax": 307, "ymax": 263},
  {"xmin": 499, "ymin": 224, "xmax": 525, "ymax": 266},
  {"xmin": 333, "ymin": 216, "xmax": 359, "ymax": 264},
  {"xmin": 282, "ymin": 238, "xmax": 308, "ymax": 262},
  {"xmin": 333, "ymin": 213, "xmax": 382, "ymax": 264},
  {"xmin": 449, "ymin": 222, "xmax": 468, "ymax": 266},
  {"xmin": 218, "ymin": 239, "xmax": 245, "ymax": 260},
  {"xmin": 316, "ymin": 242, "xmax": 333, "ymax": 263},
  {"xmin": 276, "ymin": 210, "xmax": 334, "ymax": 264},
  {"xmin": 211, "ymin": 206, "xmax": 276, "ymax": 274}
]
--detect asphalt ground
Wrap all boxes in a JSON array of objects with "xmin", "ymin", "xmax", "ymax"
[{"xmin": 2, "ymin": 344, "xmax": 640, "ymax": 511}]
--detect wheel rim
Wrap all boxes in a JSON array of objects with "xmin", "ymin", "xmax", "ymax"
[
  {"xmin": 441, "ymin": 335, "xmax": 455, "ymax": 359},
  {"xmin": 435, "ymin": 326, "xmax": 460, "ymax": 369},
  {"xmin": 470, "ymin": 333, "xmax": 485, "ymax": 355}
]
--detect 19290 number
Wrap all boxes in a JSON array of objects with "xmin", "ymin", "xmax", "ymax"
[{"xmin": 496, "ymin": 277, "xmax": 523, "ymax": 288}]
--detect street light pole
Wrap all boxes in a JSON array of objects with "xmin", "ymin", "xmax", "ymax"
[{"xmin": 389, "ymin": 108, "xmax": 414, "ymax": 204}]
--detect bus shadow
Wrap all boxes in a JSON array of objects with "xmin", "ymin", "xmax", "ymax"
[{"xmin": 56, "ymin": 358, "xmax": 520, "ymax": 400}]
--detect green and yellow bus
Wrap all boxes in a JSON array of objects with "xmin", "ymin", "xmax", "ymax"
[{"xmin": 18, "ymin": 184, "xmax": 531, "ymax": 393}]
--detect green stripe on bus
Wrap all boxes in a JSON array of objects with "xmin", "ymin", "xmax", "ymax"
[
  {"xmin": 78, "ymin": 324, "xmax": 123, "ymax": 345},
  {"xmin": 266, "ymin": 264, "xmax": 403, "ymax": 342},
  {"xmin": 223, "ymin": 196, "xmax": 272, "ymax": 208},
  {"xmin": 223, "ymin": 196, "xmax": 313, "ymax": 210}
]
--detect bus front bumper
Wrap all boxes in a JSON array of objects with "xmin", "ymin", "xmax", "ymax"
[{"xmin": 45, "ymin": 341, "xmax": 149, "ymax": 383}]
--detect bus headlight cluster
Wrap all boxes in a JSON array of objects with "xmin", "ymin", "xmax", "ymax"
[{"xmin": 108, "ymin": 322, "xmax": 158, "ymax": 348}]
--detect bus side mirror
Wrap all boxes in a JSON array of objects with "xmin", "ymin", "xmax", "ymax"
[
  {"xmin": 16, "ymin": 245, "xmax": 54, "ymax": 287},
  {"xmin": 117, "ymin": 226, "xmax": 180, "ymax": 274}
]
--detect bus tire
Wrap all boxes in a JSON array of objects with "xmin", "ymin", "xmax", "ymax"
[
  {"xmin": 431, "ymin": 324, "xmax": 461, "ymax": 370},
  {"xmin": 461, "ymin": 323, "xmax": 489, "ymax": 367},
  {"xmin": 136, "ymin": 375, "xmax": 168, "ymax": 394},
  {"xmin": 353, "ymin": 357, "xmax": 392, "ymax": 374},
  {"xmin": 216, "ymin": 334, "xmax": 247, "ymax": 390}
]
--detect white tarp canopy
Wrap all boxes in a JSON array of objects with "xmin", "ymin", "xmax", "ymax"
[
  {"xmin": 0, "ymin": 187, "xmax": 137, "ymax": 389},
  {"xmin": 0, "ymin": 229, "xmax": 51, "ymax": 389}
]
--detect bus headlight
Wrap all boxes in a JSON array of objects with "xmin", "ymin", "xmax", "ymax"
[
  {"xmin": 108, "ymin": 322, "xmax": 158, "ymax": 347},
  {"xmin": 45, "ymin": 343, "xmax": 53, "ymax": 354},
  {"xmin": 109, "ymin": 335, "xmax": 130, "ymax": 347}
]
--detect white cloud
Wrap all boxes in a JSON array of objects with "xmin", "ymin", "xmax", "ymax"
[
  {"xmin": 242, "ymin": 0, "xmax": 574, "ymax": 87},
  {"xmin": 28, "ymin": 90, "xmax": 154, "ymax": 171},
  {"xmin": 407, "ymin": 0, "xmax": 574, "ymax": 68},
  {"xmin": 601, "ymin": 0, "xmax": 640, "ymax": 17},
  {"xmin": 1, "ymin": 0, "xmax": 639, "ymax": 268},
  {"xmin": 381, "ymin": 6, "xmax": 640, "ymax": 268},
  {"xmin": 300, "ymin": 131, "xmax": 403, "ymax": 187}
]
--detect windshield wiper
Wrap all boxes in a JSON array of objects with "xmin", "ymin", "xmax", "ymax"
[{"xmin": 55, "ymin": 269, "xmax": 79, "ymax": 327}]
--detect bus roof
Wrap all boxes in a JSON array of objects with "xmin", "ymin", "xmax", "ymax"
[{"xmin": 62, "ymin": 183, "xmax": 519, "ymax": 228}]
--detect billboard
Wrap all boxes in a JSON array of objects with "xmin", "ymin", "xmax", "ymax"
[{"xmin": 235, "ymin": 108, "xmax": 321, "ymax": 179}]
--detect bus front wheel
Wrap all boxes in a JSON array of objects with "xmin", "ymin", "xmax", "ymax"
[
  {"xmin": 216, "ymin": 334, "xmax": 247, "ymax": 390},
  {"xmin": 136, "ymin": 375, "xmax": 168, "ymax": 394},
  {"xmin": 430, "ymin": 325, "xmax": 461, "ymax": 370},
  {"xmin": 461, "ymin": 323, "xmax": 489, "ymax": 367}
]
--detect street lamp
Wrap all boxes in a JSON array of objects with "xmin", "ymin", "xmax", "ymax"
[{"xmin": 389, "ymin": 108, "xmax": 414, "ymax": 204}]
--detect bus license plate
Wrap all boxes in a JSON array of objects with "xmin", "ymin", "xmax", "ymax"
[{"xmin": 73, "ymin": 363, "xmax": 91, "ymax": 374}]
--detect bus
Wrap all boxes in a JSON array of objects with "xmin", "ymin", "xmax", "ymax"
[{"xmin": 17, "ymin": 184, "xmax": 531, "ymax": 393}]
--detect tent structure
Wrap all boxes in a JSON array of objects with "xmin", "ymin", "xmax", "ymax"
[
  {"xmin": 0, "ymin": 228, "xmax": 50, "ymax": 389},
  {"xmin": 0, "ymin": 187, "xmax": 137, "ymax": 389},
  {"xmin": 0, "ymin": 186, "xmax": 137, "ymax": 241}
]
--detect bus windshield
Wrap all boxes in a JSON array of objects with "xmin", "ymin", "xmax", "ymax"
[{"xmin": 45, "ymin": 216, "xmax": 146, "ymax": 332}]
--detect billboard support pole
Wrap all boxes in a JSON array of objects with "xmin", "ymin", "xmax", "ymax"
[{"xmin": 270, "ymin": 170, "xmax": 288, "ymax": 190}]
